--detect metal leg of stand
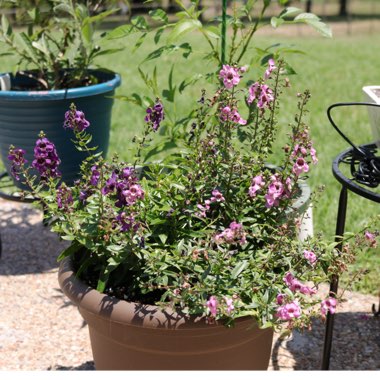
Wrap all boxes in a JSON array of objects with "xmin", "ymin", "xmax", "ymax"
[{"xmin": 321, "ymin": 185, "xmax": 348, "ymax": 370}]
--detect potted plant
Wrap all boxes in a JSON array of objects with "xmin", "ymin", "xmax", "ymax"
[
  {"xmin": 0, "ymin": 0, "xmax": 122, "ymax": 186},
  {"xmin": 8, "ymin": 56, "xmax": 379, "ymax": 369}
]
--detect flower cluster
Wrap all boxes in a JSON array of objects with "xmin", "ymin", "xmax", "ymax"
[
  {"xmin": 32, "ymin": 136, "xmax": 61, "ymax": 179},
  {"xmin": 8, "ymin": 146, "xmax": 27, "ymax": 181},
  {"xmin": 145, "ymin": 100, "xmax": 165, "ymax": 131},
  {"xmin": 8, "ymin": 59, "xmax": 379, "ymax": 331},
  {"xmin": 64, "ymin": 105, "xmax": 90, "ymax": 132}
]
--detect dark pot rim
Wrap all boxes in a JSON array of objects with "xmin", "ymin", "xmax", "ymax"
[{"xmin": 0, "ymin": 69, "xmax": 121, "ymax": 101}]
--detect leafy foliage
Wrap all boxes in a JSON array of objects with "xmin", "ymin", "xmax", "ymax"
[{"xmin": 9, "ymin": 60, "xmax": 379, "ymax": 330}]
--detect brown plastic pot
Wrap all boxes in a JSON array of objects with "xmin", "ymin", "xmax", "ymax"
[{"xmin": 58, "ymin": 257, "xmax": 274, "ymax": 370}]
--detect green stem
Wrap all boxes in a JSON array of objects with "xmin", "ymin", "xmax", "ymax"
[{"xmin": 221, "ymin": 0, "xmax": 227, "ymax": 65}]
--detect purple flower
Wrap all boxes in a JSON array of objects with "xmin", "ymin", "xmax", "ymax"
[
  {"xmin": 102, "ymin": 171, "xmax": 118, "ymax": 195},
  {"xmin": 276, "ymin": 300, "xmax": 301, "ymax": 321},
  {"xmin": 220, "ymin": 106, "xmax": 247, "ymax": 125},
  {"xmin": 264, "ymin": 177, "xmax": 284, "ymax": 208},
  {"xmin": 321, "ymin": 297, "xmax": 337, "ymax": 316},
  {"xmin": 283, "ymin": 272, "xmax": 316, "ymax": 295},
  {"xmin": 56, "ymin": 185, "xmax": 73, "ymax": 210},
  {"xmin": 210, "ymin": 189, "xmax": 225, "ymax": 203},
  {"xmin": 364, "ymin": 231, "xmax": 377, "ymax": 248},
  {"xmin": 248, "ymin": 175, "xmax": 265, "ymax": 198},
  {"xmin": 224, "ymin": 297, "xmax": 235, "ymax": 314},
  {"xmin": 247, "ymin": 83, "xmax": 274, "ymax": 109},
  {"xmin": 304, "ymin": 250, "xmax": 317, "ymax": 265},
  {"xmin": 8, "ymin": 147, "xmax": 27, "ymax": 180},
  {"xmin": 206, "ymin": 296, "xmax": 218, "ymax": 317},
  {"xmin": 63, "ymin": 105, "xmax": 90, "ymax": 132},
  {"xmin": 310, "ymin": 147, "xmax": 318, "ymax": 164},
  {"xmin": 276, "ymin": 293, "xmax": 286, "ymax": 305},
  {"xmin": 214, "ymin": 221, "xmax": 246, "ymax": 245},
  {"xmin": 32, "ymin": 137, "xmax": 61, "ymax": 179},
  {"xmin": 114, "ymin": 212, "xmax": 139, "ymax": 232},
  {"xmin": 292, "ymin": 157, "xmax": 309, "ymax": 176},
  {"xmin": 219, "ymin": 65, "xmax": 241, "ymax": 89},
  {"xmin": 90, "ymin": 165, "xmax": 100, "ymax": 186},
  {"xmin": 145, "ymin": 100, "xmax": 165, "ymax": 131},
  {"xmin": 264, "ymin": 58, "xmax": 277, "ymax": 80}
]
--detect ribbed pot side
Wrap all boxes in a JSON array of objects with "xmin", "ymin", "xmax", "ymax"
[
  {"xmin": 58, "ymin": 257, "xmax": 274, "ymax": 371},
  {"xmin": 0, "ymin": 70, "xmax": 121, "ymax": 187}
]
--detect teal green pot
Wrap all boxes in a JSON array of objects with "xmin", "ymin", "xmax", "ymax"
[{"xmin": 0, "ymin": 70, "xmax": 121, "ymax": 188}]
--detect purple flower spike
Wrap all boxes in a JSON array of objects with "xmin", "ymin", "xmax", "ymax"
[
  {"xmin": 8, "ymin": 147, "xmax": 27, "ymax": 180},
  {"xmin": 64, "ymin": 104, "xmax": 90, "ymax": 132},
  {"xmin": 32, "ymin": 137, "xmax": 61, "ymax": 179},
  {"xmin": 145, "ymin": 100, "xmax": 165, "ymax": 131}
]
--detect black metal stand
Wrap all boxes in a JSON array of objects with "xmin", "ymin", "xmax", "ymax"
[
  {"xmin": 0, "ymin": 171, "xmax": 37, "ymax": 258},
  {"xmin": 321, "ymin": 143, "xmax": 380, "ymax": 370}
]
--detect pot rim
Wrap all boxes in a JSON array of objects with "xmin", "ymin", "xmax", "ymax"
[
  {"xmin": 0, "ymin": 69, "xmax": 121, "ymax": 101},
  {"xmin": 58, "ymin": 256, "xmax": 265, "ymax": 332}
]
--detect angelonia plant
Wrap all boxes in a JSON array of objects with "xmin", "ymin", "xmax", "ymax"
[{"xmin": 8, "ymin": 59, "xmax": 379, "ymax": 330}]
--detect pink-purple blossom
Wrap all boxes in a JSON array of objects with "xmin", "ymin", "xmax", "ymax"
[
  {"xmin": 283, "ymin": 272, "xmax": 316, "ymax": 295},
  {"xmin": 145, "ymin": 100, "xmax": 165, "ymax": 131},
  {"xmin": 276, "ymin": 293, "xmax": 286, "ymax": 305},
  {"xmin": 276, "ymin": 300, "xmax": 302, "ymax": 321},
  {"xmin": 304, "ymin": 250, "xmax": 317, "ymax": 265},
  {"xmin": 219, "ymin": 65, "xmax": 241, "ymax": 89},
  {"xmin": 63, "ymin": 107, "xmax": 90, "ymax": 132},
  {"xmin": 32, "ymin": 137, "xmax": 61, "ymax": 179},
  {"xmin": 321, "ymin": 297, "xmax": 337, "ymax": 316},
  {"xmin": 214, "ymin": 221, "xmax": 247, "ymax": 245},
  {"xmin": 225, "ymin": 297, "xmax": 235, "ymax": 314},
  {"xmin": 210, "ymin": 189, "xmax": 225, "ymax": 203},
  {"xmin": 8, "ymin": 147, "xmax": 27, "ymax": 181},
  {"xmin": 247, "ymin": 83, "xmax": 274, "ymax": 109},
  {"xmin": 206, "ymin": 296, "xmax": 218, "ymax": 316},
  {"xmin": 364, "ymin": 231, "xmax": 377, "ymax": 248},
  {"xmin": 220, "ymin": 106, "xmax": 247, "ymax": 125},
  {"xmin": 264, "ymin": 58, "xmax": 277, "ymax": 79},
  {"xmin": 56, "ymin": 185, "xmax": 73, "ymax": 210},
  {"xmin": 249, "ymin": 175, "xmax": 265, "ymax": 198},
  {"xmin": 292, "ymin": 157, "xmax": 309, "ymax": 176},
  {"xmin": 264, "ymin": 177, "xmax": 284, "ymax": 208}
]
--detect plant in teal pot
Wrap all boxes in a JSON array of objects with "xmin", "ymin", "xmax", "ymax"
[{"xmin": 0, "ymin": 0, "xmax": 122, "ymax": 186}]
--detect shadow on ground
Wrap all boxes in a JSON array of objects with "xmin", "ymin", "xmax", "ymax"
[
  {"xmin": 0, "ymin": 203, "xmax": 69, "ymax": 275},
  {"xmin": 271, "ymin": 311, "xmax": 380, "ymax": 370}
]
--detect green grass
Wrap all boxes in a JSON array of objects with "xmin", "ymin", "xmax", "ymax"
[{"xmin": 1, "ymin": 27, "xmax": 380, "ymax": 295}]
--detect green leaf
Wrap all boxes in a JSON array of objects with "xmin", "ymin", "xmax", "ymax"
[
  {"xmin": 271, "ymin": 17, "xmax": 285, "ymax": 28},
  {"xmin": 53, "ymin": 3, "xmax": 74, "ymax": 16},
  {"xmin": 81, "ymin": 22, "xmax": 93, "ymax": 45},
  {"xmin": 279, "ymin": 7, "xmax": 302, "ymax": 19},
  {"xmin": 179, "ymin": 73, "xmax": 202, "ymax": 93},
  {"xmin": 1, "ymin": 15, "xmax": 11, "ymax": 36},
  {"xmin": 85, "ymin": 9, "xmax": 119, "ymax": 25},
  {"xmin": 298, "ymin": 18, "xmax": 332, "ymax": 38},
  {"xmin": 105, "ymin": 25, "xmax": 135, "ymax": 39},
  {"xmin": 167, "ymin": 19, "xmax": 202, "ymax": 43},
  {"xmin": 231, "ymin": 260, "xmax": 249, "ymax": 279},
  {"xmin": 202, "ymin": 25, "xmax": 220, "ymax": 40},
  {"xmin": 57, "ymin": 241, "xmax": 82, "ymax": 261},
  {"xmin": 162, "ymin": 64, "xmax": 176, "ymax": 103},
  {"xmin": 154, "ymin": 27, "xmax": 165, "ymax": 44},
  {"xmin": 149, "ymin": 9, "xmax": 168, "ymax": 24},
  {"xmin": 158, "ymin": 234, "xmax": 168, "ymax": 244}
]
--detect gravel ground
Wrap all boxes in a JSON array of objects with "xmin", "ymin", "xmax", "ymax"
[{"xmin": 0, "ymin": 199, "xmax": 379, "ymax": 371}]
